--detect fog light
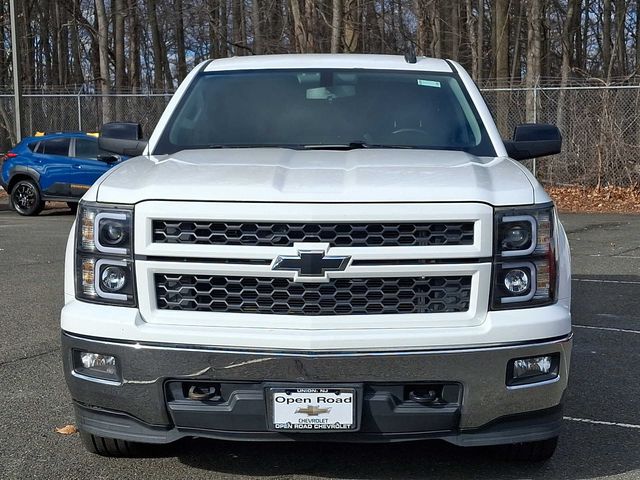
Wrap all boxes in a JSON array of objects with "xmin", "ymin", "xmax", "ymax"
[
  {"xmin": 73, "ymin": 350, "xmax": 119, "ymax": 383},
  {"xmin": 508, "ymin": 354, "xmax": 559, "ymax": 386},
  {"xmin": 514, "ymin": 356, "xmax": 551, "ymax": 377},
  {"xmin": 504, "ymin": 269, "xmax": 529, "ymax": 294},
  {"xmin": 101, "ymin": 266, "xmax": 127, "ymax": 292}
]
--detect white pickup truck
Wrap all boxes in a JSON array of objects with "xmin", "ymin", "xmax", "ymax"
[{"xmin": 61, "ymin": 54, "xmax": 571, "ymax": 461}]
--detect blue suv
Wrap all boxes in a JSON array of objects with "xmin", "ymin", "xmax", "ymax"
[{"xmin": 0, "ymin": 132, "xmax": 127, "ymax": 216}]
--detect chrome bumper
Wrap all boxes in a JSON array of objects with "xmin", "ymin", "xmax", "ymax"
[{"xmin": 62, "ymin": 332, "xmax": 571, "ymax": 436}]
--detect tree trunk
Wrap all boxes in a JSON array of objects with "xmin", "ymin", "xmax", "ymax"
[
  {"xmin": 613, "ymin": 0, "xmax": 627, "ymax": 76},
  {"xmin": 176, "ymin": 0, "xmax": 188, "ymax": 79},
  {"xmin": 208, "ymin": 0, "xmax": 220, "ymax": 58},
  {"xmin": 465, "ymin": 0, "xmax": 478, "ymax": 81},
  {"xmin": 128, "ymin": 0, "xmax": 141, "ymax": 91},
  {"xmin": 525, "ymin": 0, "xmax": 541, "ymax": 124},
  {"xmin": 252, "ymin": 0, "xmax": 263, "ymax": 54},
  {"xmin": 70, "ymin": 1, "xmax": 84, "ymax": 85},
  {"xmin": 495, "ymin": 0, "xmax": 509, "ymax": 134},
  {"xmin": 449, "ymin": 1, "xmax": 460, "ymax": 61},
  {"xmin": 477, "ymin": 0, "xmax": 484, "ymax": 84},
  {"xmin": 232, "ymin": 0, "xmax": 246, "ymax": 54},
  {"xmin": 636, "ymin": 0, "xmax": 640, "ymax": 71},
  {"xmin": 494, "ymin": 0, "xmax": 509, "ymax": 85},
  {"xmin": 330, "ymin": 0, "xmax": 342, "ymax": 53},
  {"xmin": 343, "ymin": 0, "xmax": 359, "ymax": 52},
  {"xmin": 510, "ymin": 0, "xmax": 524, "ymax": 86},
  {"xmin": 556, "ymin": 0, "xmax": 578, "ymax": 126},
  {"xmin": 147, "ymin": 0, "xmax": 165, "ymax": 90},
  {"xmin": 95, "ymin": 0, "xmax": 111, "ymax": 123},
  {"xmin": 603, "ymin": 0, "xmax": 612, "ymax": 78},
  {"xmin": 428, "ymin": 0, "xmax": 441, "ymax": 57},
  {"xmin": 114, "ymin": 0, "xmax": 126, "ymax": 91},
  {"xmin": 290, "ymin": 0, "xmax": 308, "ymax": 52}
]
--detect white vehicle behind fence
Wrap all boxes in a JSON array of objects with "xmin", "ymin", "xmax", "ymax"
[{"xmin": 60, "ymin": 54, "xmax": 571, "ymax": 461}]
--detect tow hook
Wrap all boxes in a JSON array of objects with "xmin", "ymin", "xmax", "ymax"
[
  {"xmin": 187, "ymin": 384, "xmax": 219, "ymax": 401},
  {"xmin": 409, "ymin": 389, "xmax": 439, "ymax": 405}
]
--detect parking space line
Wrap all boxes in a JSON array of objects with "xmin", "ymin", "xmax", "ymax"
[
  {"xmin": 573, "ymin": 324, "xmax": 640, "ymax": 335},
  {"xmin": 564, "ymin": 416, "xmax": 640, "ymax": 430},
  {"xmin": 572, "ymin": 278, "xmax": 640, "ymax": 285}
]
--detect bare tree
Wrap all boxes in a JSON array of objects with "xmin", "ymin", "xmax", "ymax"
[
  {"xmin": 147, "ymin": 0, "xmax": 166, "ymax": 90},
  {"xmin": 114, "ymin": 0, "xmax": 126, "ymax": 91},
  {"xmin": 525, "ymin": 0, "xmax": 541, "ymax": 124},
  {"xmin": 330, "ymin": 0, "xmax": 342, "ymax": 53},
  {"xmin": 176, "ymin": 0, "xmax": 188, "ymax": 80},
  {"xmin": 603, "ymin": 0, "xmax": 612, "ymax": 78},
  {"xmin": 465, "ymin": 0, "xmax": 478, "ymax": 81},
  {"xmin": 556, "ymin": 0, "xmax": 578, "ymax": 127}
]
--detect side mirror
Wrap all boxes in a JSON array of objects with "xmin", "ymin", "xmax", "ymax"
[
  {"xmin": 98, "ymin": 122, "xmax": 147, "ymax": 157},
  {"xmin": 97, "ymin": 154, "xmax": 121, "ymax": 164},
  {"xmin": 503, "ymin": 124, "xmax": 562, "ymax": 161}
]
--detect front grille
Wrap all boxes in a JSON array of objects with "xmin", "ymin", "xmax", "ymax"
[
  {"xmin": 155, "ymin": 274, "xmax": 472, "ymax": 315},
  {"xmin": 152, "ymin": 221, "xmax": 474, "ymax": 247}
]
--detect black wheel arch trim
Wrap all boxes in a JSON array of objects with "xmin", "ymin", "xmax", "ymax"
[{"xmin": 7, "ymin": 166, "xmax": 41, "ymax": 191}]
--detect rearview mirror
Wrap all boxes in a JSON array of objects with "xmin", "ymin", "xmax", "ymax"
[
  {"xmin": 98, "ymin": 122, "xmax": 147, "ymax": 157},
  {"xmin": 97, "ymin": 154, "xmax": 121, "ymax": 164},
  {"xmin": 503, "ymin": 124, "xmax": 562, "ymax": 161}
]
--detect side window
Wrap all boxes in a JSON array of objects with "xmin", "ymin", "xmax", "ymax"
[
  {"xmin": 41, "ymin": 138, "xmax": 71, "ymax": 156},
  {"xmin": 28, "ymin": 142, "xmax": 40, "ymax": 153},
  {"xmin": 74, "ymin": 138, "xmax": 99, "ymax": 160}
]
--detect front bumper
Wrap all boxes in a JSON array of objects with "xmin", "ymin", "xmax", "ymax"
[{"xmin": 62, "ymin": 332, "xmax": 572, "ymax": 445}]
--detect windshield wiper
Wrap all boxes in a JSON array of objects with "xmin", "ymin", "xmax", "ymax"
[
  {"xmin": 204, "ymin": 143, "xmax": 302, "ymax": 149},
  {"xmin": 302, "ymin": 142, "xmax": 417, "ymax": 150}
]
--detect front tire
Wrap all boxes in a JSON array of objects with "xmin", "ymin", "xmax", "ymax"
[
  {"xmin": 79, "ymin": 431, "xmax": 142, "ymax": 457},
  {"xmin": 11, "ymin": 179, "xmax": 44, "ymax": 216},
  {"xmin": 495, "ymin": 436, "xmax": 558, "ymax": 461}
]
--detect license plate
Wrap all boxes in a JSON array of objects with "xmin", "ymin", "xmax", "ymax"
[{"xmin": 268, "ymin": 387, "xmax": 356, "ymax": 431}]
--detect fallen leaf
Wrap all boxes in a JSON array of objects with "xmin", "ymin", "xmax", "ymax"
[
  {"xmin": 55, "ymin": 424, "xmax": 78, "ymax": 435},
  {"xmin": 547, "ymin": 186, "xmax": 640, "ymax": 214}
]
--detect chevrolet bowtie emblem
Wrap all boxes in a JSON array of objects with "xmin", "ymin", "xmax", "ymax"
[
  {"xmin": 272, "ymin": 247, "xmax": 350, "ymax": 282},
  {"xmin": 295, "ymin": 405, "xmax": 332, "ymax": 416}
]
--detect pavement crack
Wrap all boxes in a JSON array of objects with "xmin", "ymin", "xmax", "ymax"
[
  {"xmin": 0, "ymin": 347, "xmax": 61, "ymax": 367},
  {"xmin": 565, "ymin": 221, "xmax": 629, "ymax": 235}
]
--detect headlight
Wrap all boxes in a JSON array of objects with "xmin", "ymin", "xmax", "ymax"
[
  {"xmin": 491, "ymin": 204, "xmax": 557, "ymax": 309},
  {"xmin": 75, "ymin": 202, "xmax": 136, "ymax": 306}
]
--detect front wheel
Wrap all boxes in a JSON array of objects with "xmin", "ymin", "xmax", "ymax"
[
  {"xmin": 495, "ymin": 436, "xmax": 558, "ymax": 461},
  {"xmin": 11, "ymin": 179, "xmax": 44, "ymax": 216}
]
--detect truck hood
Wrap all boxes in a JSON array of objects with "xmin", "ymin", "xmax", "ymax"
[{"xmin": 95, "ymin": 148, "xmax": 535, "ymax": 205}]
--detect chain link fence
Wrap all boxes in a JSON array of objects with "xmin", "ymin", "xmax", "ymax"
[
  {"xmin": 482, "ymin": 85, "xmax": 640, "ymax": 187},
  {"xmin": 0, "ymin": 93, "xmax": 172, "ymax": 148},
  {"xmin": 1, "ymin": 86, "xmax": 639, "ymax": 187}
]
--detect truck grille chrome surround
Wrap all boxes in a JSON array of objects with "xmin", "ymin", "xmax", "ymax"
[
  {"xmin": 152, "ymin": 221, "xmax": 474, "ymax": 247},
  {"xmin": 134, "ymin": 202, "xmax": 493, "ymax": 332},
  {"xmin": 155, "ymin": 274, "xmax": 472, "ymax": 315}
]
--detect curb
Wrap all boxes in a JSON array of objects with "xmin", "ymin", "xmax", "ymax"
[{"xmin": 0, "ymin": 188, "xmax": 10, "ymax": 211}]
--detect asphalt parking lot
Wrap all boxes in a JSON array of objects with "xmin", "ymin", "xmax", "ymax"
[{"xmin": 0, "ymin": 205, "xmax": 639, "ymax": 479}]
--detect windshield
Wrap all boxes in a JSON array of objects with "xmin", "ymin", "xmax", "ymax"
[{"xmin": 154, "ymin": 69, "xmax": 496, "ymax": 156}]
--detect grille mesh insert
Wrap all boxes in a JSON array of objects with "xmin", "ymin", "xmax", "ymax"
[
  {"xmin": 152, "ymin": 221, "xmax": 474, "ymax": 247},
  {"xmin": 155, "ymin": 274, "xmax": 472, "ymax": 315}
]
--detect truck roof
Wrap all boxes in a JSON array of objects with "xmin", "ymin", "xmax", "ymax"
[{"xmin": 204, "ymin": 54, "xmax": 453, "ymax": 73}]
